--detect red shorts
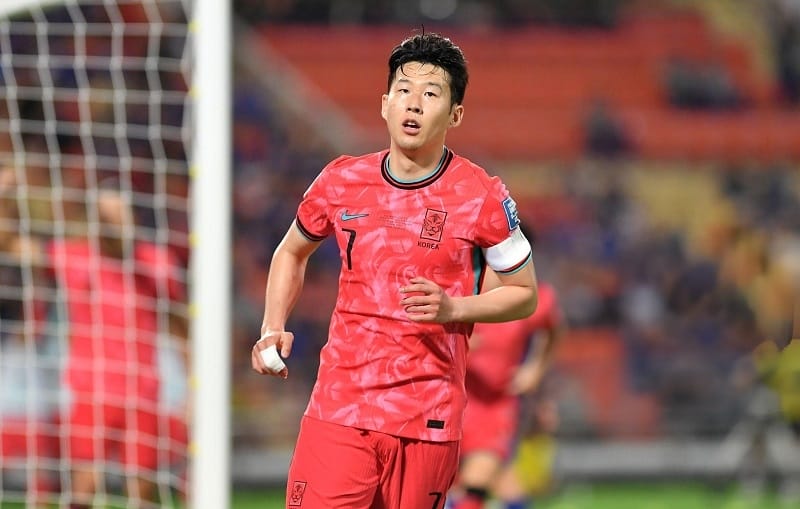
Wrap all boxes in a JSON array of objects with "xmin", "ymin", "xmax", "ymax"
[
  {"xmin": 460, "ymin": 396, "xmax": 517, "ymax": 460},
  {"xmin": 0, "ymin": 416, "xmax": 59, "ymax": 460},
  {"xmin": 65, "ymin": 393, "xmax": 159, "ymax": 471},
  {"xmin": 287, "ymin": 416, "xmax": 459, "ymax": 509}
]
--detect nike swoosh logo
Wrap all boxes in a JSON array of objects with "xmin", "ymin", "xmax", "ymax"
[{"xmin": 341, "ymin": 211, "xmax": 369, "ymax": 221}]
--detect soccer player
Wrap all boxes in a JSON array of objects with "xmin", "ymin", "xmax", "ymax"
[
  {"xmin": 251, "ymin": 32, "xmax": 538, "ymax": 508},
  {"xmin": 450, "ymin": 272, "xmax": 564, "ymax": 509},
  {"xmin": 47, "ymin": 182, "xmax": 185, "ymax": 508},
  {"xmin": 0, "ymin": 166, "xmax": 56, "ymax": 500}
]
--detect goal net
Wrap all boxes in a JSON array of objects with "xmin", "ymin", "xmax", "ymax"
[{"xmin": 0, "ymin": 0, "xmax": 225, "ymax": 507}]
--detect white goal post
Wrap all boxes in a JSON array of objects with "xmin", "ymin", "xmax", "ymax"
[
  {"xmin": 0, "ymin": 0, "xmax": 232, "ymax": 507},
  {"xmin": 190, "ymin": 0, "xmax": 232, "ymax": 508}
]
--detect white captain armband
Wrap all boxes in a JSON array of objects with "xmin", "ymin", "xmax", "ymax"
[{"xmin": 483, "ymin": 227, "xmax": 532, "ymax": 274}]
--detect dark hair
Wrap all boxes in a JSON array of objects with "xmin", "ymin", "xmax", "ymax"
[{"xmin": 387, "ymin": 32, "xmax": 469, "ymax": 106}]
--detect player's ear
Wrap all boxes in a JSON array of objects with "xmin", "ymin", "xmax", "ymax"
[
  {"xmin": 449, "ymin": 104, "xmax": 463, "ymax": 128},
  {"xmin": 381, "ymin": 94, "xmax": 389, "ymax": 121}
]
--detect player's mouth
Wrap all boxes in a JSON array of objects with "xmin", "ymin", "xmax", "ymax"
[{"xmin": 402, "ymin": 119, "xmax": 421, "ymax": 134}]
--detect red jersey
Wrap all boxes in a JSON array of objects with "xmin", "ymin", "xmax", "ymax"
[
  {"xmin": 295, "ymin": 149, "xmax": 532, "ymax": 442},
  {"xmin": 465, "ymin": 283, "xmax": 561, "ymax": 400},
  {"xmin": 48, "ymin": 239, "xmax": 184, "ymax": 399}
]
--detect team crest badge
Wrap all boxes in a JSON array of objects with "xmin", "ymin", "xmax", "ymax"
[
  {"xmin": 288, "ymin": 481, "xmax": 307, "ymax": 506},
  {"xmin": 420, "ymin": 208, "xmax": 447, "ymax": 242}
]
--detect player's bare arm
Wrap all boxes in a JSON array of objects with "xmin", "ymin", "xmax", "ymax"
[
  {"xmin": 251, "ymin": 222, "xmax": 320, "ymax": 378},
  {"xmin": 400, "ymin": 261, "xmax": 537, "ymax": 324},
  {"xmin": 510, "ymin": 295, "xmax": 565, "ymax": 395}
]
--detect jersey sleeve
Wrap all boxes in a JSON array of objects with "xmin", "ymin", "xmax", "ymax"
[
  {"xmin": 475, "ymin": 177, "xmax": 532, "ymax": 274},
  {"xmin": 294, "ymin": 158, "xmax": 342, "ymax": 241}
]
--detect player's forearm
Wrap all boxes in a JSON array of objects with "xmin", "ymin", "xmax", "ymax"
[
  {"xmin": 533, "ymin": 329, "xmax": 559, "ymax": 365},
  {"xmin": 260, "ymin": 248, "xmax": 308, "ymax": 334},
  {"xmin": 542, "ymin": 330, "xmax": 563, "ymax": 363},
  {"xmin": 453, "ymin": 283, "xmax": 537, "ymax": 323}
]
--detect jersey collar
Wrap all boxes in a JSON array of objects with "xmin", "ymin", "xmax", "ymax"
[{"xmin": 381, "ymin": 147, "xmax": 453, "ymax": 190}]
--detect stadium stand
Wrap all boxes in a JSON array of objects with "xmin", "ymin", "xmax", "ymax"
[{"xmin": 253, "ymin": 8, "xmax": 800, "ymax": 161}]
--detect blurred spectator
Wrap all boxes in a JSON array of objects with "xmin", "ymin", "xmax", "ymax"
[
  {"xmin": 665, "ymin": 57, "xmax": 746, "ymax": 110},
  {"xmin": 536, "ymin": 0, "xmax": 624, "ymax": 27},
  {"xmin": 232, "ymin": 0, "xmax": 627, "ymax": 26},
  {"xmin": 582, "ymin": 98, "xmax": 634, "ymax": 158},
  {"xmin": 766, "ymin": 0, "xmax": 800, "ymax": 104}
]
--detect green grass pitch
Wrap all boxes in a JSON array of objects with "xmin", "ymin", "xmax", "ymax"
[
  {"xmin": 0, "ymin": 482, "xmax": 789, "ymax": 508},
  {"xmin": 229, "ymin": 482, "xmax": 790, "ymax": 509}
]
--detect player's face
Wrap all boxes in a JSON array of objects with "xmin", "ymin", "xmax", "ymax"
[
  {"xmin": 97, "ymin": 191, "xmax": 133, "ymax": 234},
  {"xmin": 96, "ymin": 190, "xmax": 134, "ymax": 258},
  {"xmin": 381, "ymin": 62, "xmax": 463, "ymax": 156}
]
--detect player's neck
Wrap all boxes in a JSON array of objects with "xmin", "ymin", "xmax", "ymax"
[{"xmin": 386, "ymin": 146, "xmax": 447, "ymax": 181}]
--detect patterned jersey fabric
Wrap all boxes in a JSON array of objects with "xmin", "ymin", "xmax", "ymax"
[
  {"xmin": 295, "ymin": 148, "xmax": 531, "ymax": 441},
  {"xmin": 48, "ymin": 239, "xmax": 183, "ymax": 400}
]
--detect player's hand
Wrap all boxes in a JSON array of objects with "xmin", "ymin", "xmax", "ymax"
[
  {"xmin": 251, "ymin": 330, "xmax": 293, "ymax": 379},
  {"xmin": 400, "ymin": 276, "xmax": 455, "ymax": 323},
  {"xmin": 509, "ymin": 362, "xmax": 545, "ymax": 395}
]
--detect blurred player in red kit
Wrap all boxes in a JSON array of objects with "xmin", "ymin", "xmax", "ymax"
[
  {"xmin": 47, "ymin": 182, "xmax": 185, "ymax": 507},
  {"xmin": 251, "ymin": 32, "xmax": 538, "ymax": 508},
  {"xmin": 450, "ymin": 263, "xmax": 564, "ymax": 509}
]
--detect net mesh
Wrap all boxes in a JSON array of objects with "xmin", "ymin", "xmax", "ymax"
[{"xmin": 0, "ymin": 0, "xmax": 191, "ymax": 506}]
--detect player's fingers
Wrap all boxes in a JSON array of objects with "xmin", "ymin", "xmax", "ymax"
[
  {"xmin": 400, "ymin": 284, "xmax": 428, "ymax": 297},
  {"xmin": 256, "ymin": 330, "xmax": 294, "ymax": 359},
  {"xmin": 406, "ymin": 313, "xmax": 437, "ymax": 323},
  {"xmin": 251, "ymin": 343, "xmax": 289, "ymax": 378},
  {"xmin": 279, "ymin": 332, "xmax": 294, "ymax": 358},
  {"xmin": 400, "ymin": 295, "xmax": 426, "ymax": 307},
  {"xmin": 408, "ymin": 277, "xmax": 445, "ymax": 298},
  {"xmin": 404, "ymin": 299, "xmax": 438, "ymax": 311},
  {"xmin": 251, "ymin": 347, "xmax": 268, "ymax": 374},
  {"xmin": 408, "ymin": 276, "xmax": 434, "ymax": 286},
  {"xmin": 402, "ymin": 276, "xmax": 442, "ymax": 296},
  {"xmin": 253, "ymin": 332, "xmax": 292, "ymax": 377},
  {"xmin": 404, "ymin": 305, "xmax": 440, "ymax": 322},
  {"xmin": 400, "ymin": 290, "xmax": 443, "ymax": 306},
  {"xmin": 252, "ymin": 338, "xmax": 272, "ymax": 373}
]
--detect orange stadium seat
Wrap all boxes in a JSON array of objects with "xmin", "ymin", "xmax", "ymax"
[{"xmin": 256, "ymin": 9, "xmax": 800, "ymax": 162}]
